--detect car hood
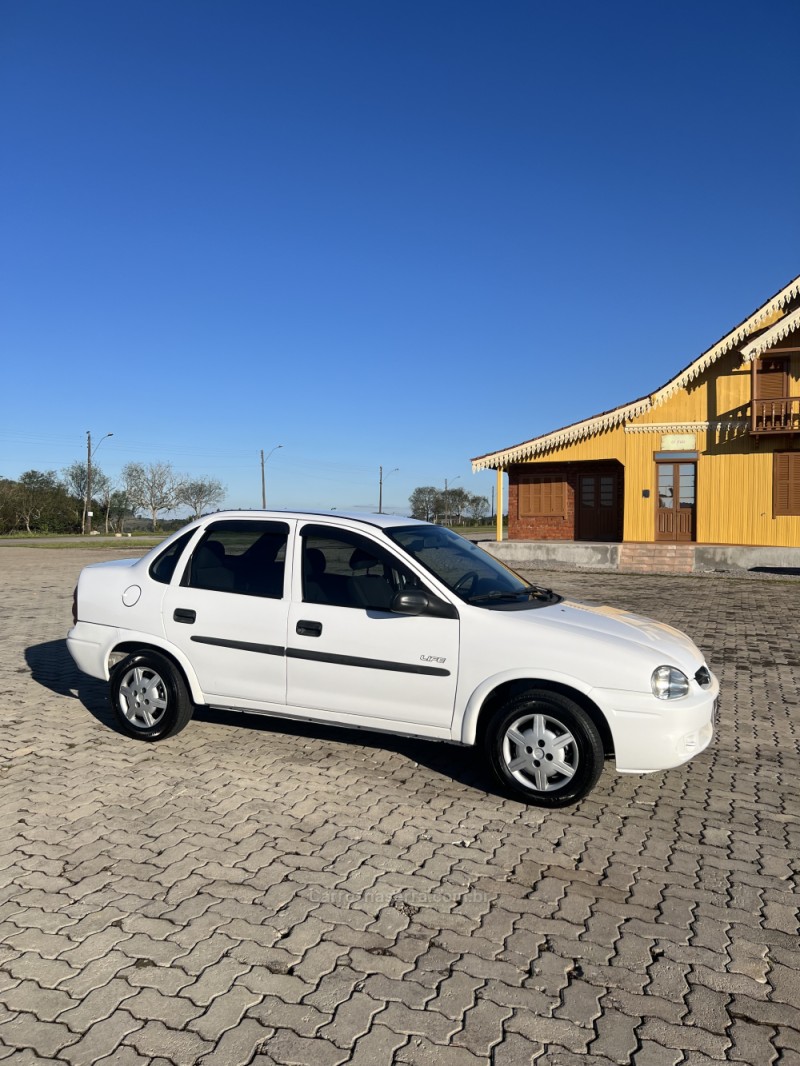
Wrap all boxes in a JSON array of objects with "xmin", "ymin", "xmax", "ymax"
[{"xmin": 541, "ymin": 599, "xmax": 704, "ymax": 668}]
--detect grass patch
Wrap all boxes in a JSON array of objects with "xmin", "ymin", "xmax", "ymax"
[{"xmin": 1, "ymin": 539, "xmax": 162, "ymax": 551}]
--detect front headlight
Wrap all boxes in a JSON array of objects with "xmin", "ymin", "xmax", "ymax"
[{"xmin": 651, "ymin": 665, "xmax": 690, "ymax": 700}]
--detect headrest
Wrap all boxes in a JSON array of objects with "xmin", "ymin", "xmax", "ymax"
[
  {"xmin": 349, "ymin": 548, "xmax": 380, "ymax": 572},
  {"xmin": 306, "ymin": 548, "xmax": 326, "ymax": 575}
]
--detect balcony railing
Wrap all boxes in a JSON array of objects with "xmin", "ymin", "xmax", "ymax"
[{"xmin": 751, "ymin": 396, "xmax": 800, "ymax": 435}]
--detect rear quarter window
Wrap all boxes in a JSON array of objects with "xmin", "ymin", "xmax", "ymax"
[{"xmin": 149, "ymin": 530, "xmax": 196, "ymax": 585}]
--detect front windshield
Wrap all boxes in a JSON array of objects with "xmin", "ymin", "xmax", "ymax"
[{"xmin": 387, "ymin": 525, "xmax": 560, "ymax": 608}]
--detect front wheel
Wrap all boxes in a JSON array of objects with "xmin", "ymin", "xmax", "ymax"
[
  {"xmin": 485, "ymin": 689, "xmax": 604, "ymax": 807},
  {"xmin": 109, "ymin": 650, "xmax": 194, "ymax": 741}
]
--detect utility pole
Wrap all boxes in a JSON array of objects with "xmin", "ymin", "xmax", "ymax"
[
  {"xmin": 261, "ymin": 445, "xmax": 283, "ymax": 508},
  {"xmin": 86, "ymin": 431, "xmax": 92, "ymax": 536},
  {"xmin": 378, "ymin": 466, "xmax": 398, "ymax": 513},
  {"xmin": 86, "ymin": 430, "xmax": 113, "ymax": 535}
]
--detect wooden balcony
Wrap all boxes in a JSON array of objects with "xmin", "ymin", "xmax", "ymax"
[{"xmin": 751, "ymin": 396, "xmax": 800, "ymax": 435}]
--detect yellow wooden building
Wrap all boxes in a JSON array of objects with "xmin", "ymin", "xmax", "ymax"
[{"xmin": 473, "ymin": 274, "xmax": 800, "ymax": 547}]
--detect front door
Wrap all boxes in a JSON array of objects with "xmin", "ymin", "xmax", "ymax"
[
  {"xmin": 656, "ymin": 463, "xmax": 696, "ymax": 542},
  {"xmin": 577, "ymin": 472, "xmax": 619, "ymax": 541},
  {"xmin": 286, "ymin": 523, "xmax": 459, "ymax": 733}
]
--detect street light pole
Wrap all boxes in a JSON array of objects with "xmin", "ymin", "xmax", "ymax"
[
  {"xmin": 86, "ymin": 430, "xmax": 113, "ymax": 535},
  {"xmin": 261, "ymin": 445, "xmax": 283, "ymax": 508},
  {"xmin": 378, "ymin": 466, "xmax": 398, "ymax": 513}
]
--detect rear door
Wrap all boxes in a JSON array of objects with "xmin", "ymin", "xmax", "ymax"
[{"xmin": 161, "ymin": 518, "xmax": 293, "ymax": 705}]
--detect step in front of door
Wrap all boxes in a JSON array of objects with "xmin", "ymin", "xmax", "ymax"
[{"xmin": 619, "ymin": 544, "xmax": 696, "ymax": 575}]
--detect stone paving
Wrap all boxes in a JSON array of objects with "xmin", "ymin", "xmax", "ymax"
[{"xmin": 0, "ymin": 546, "xmax": 799, "ymax": 1065}]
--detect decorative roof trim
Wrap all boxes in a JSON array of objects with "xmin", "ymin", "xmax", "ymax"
[
  {"xmin": 624, "ymin": 420, "xmax": 748, "ymax": 434},
  {"xmin": 741, "ymin": 306, "xmax": 800, "ymax": 360},
  {"xmin": 471, "ymin": 273, "xmax": 800, "ymax": 471},
  {"xmin": 471, "ymin": 396, "xmax": 653, "ymax": 470},
  {"xmin": 648, "ymin": 278, "xmax": 800, "ymax": 407}
]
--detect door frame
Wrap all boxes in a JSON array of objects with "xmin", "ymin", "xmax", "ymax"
[{"xmin": 654, "ymin": 452, "xmax": 698, "ymax": 543}]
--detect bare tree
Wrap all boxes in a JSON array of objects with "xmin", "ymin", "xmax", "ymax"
[
  {"xmin": 123, "ymin": 461, "xmax": 180, "ymax": 531},
  {"xmin": 466, "ymin": 493, "xmax": 489, "ymax": 523},
  {"xmin": 175, "ymin": 477, "xmax": 226, "ymax": 520}
]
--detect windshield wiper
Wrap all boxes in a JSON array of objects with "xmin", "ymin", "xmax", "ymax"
[{"xmin": 469, "ymin": 584, "xmax": 556, "ymax": 604}]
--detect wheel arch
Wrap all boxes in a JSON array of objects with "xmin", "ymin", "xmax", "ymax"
[
  {"xmin": 109, "ymin": 640, "xmax": 203, "ymax": 704},
  {"xmin": 464, "ymin": 677, "xmax": 614, "ymax": 758}
]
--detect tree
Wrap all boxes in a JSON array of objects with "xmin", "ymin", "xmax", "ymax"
[
  {"xmin": 444, "ymin": 486, "xmax": 470, "ymax": 525},
  {"xmin": 409, "ymin": 485, "xmax": 490, "ymax": 526},
  {"xmin": 175, "ymin": 477, "xmax": 226, "ymax": 520},
  {"xmin": 16, "ymin": 472, "xmax": 47, "ymax": 534},
  {"xmin": 93, "ymin": 473, "xmax": 115, "ymax": 533},
  {"xmin": 14, "ymin": 471, "xmax": 77, "ymax": 534},
  {"xmin": 409, "ymin": 486, "xmax": 441, "ymax": 522},
  {"xmin": 62, "ymin": 460, "xmax": 90, "ymax": 533},
  {"xmin": 107, "ymin": 490, "xmax": 135, "ymax": 534},
  {"xmin": 466, "ymin": 493, "xmax": 489, "ymax": 523},
  {"xmin": 0, "ymin": 479, "xmax": 17, "ymax": 534},
  {"xmin": 123, "ymin": 461, "xmax": 180, "ymax": 531}
]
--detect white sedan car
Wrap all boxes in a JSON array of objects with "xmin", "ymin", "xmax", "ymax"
[{"xmin": 67, "ymin": 511, "xmax": 717, "ymax": 807}]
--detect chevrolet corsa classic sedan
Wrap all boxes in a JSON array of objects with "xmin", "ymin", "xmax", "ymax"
[{"xmin": 67, "ymin": 511, "xmax": 717, "ymax": 807}]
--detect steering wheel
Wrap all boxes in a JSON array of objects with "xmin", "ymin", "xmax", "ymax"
[{"xmin": 453, "ymin": 570, "xmax": 480, "ymax": 596}]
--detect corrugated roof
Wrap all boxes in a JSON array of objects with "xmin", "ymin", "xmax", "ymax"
[{"xmin": 472, "ymin": 273, "xmax": 800, "ymax": 471}]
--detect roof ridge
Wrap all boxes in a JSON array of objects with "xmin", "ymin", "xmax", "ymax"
[{"xmin": 472, "ymin": 272, "xmax": 800, "ymax": 471}]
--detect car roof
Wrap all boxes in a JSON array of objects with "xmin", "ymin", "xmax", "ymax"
[{"xmin": 195, "ymin": 509, "xmax": 426, "ymax": 531}]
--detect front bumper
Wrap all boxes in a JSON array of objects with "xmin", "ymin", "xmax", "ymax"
[{"xmin": 592, "ymin": 677, "xmax": 718, "ymax": 774}]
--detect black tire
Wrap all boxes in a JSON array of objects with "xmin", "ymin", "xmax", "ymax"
[
  {"xmin": 485, "ymin": 688, "xmax": 604, "ymax": 807},
  {"xmin": 109, "ymin": 650, "xmax": 194, "ymax": 742}
]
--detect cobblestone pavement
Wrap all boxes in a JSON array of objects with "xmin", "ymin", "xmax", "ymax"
[{"xmin": 1, "ymin": 547, "xmax": 798, "ymax": 1066}]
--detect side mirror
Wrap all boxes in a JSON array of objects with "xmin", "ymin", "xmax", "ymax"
[
  {"xmin": 391, "ymin": 590, "xmax": 459, "ymax": 619},
  {"xmin": 391, "ymin": 590, "xmax": 429, "ymax": 616}
]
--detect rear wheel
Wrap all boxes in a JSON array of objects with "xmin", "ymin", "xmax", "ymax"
[
  {"xmin": 485, "ymin": 688, "xmax": 604, "ymax": 807},
  {"xmin": 110, "ymin": 651, "xmax": 194, "ymax": 741}
]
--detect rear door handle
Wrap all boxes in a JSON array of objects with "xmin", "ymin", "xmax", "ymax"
[
  {"xmin": 296, "ymin": 620, "xmax": 322, "ymax": 637},
  {"xmin": 173, "ymin": 608, "xmax": 196, "ymax": 624}
]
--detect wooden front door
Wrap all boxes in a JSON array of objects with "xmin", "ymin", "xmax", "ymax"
[
  {"xmin": 656, "ymin": 462, "xmax": 696, "ymax": 542},
  {"xmin": 577, "ymin": 473, "xmax": 619, "ymax": 541}
]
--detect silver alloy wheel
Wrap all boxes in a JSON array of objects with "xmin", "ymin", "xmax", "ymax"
[
  {"xmin": 117, "ymin": 665, "xmax": 169, "ymax": 730},
  {"xmin": 501, "ymin": 712, "xmax": 579, "ymax": 792}
]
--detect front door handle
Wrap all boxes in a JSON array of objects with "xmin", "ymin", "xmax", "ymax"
[
  {"xmin": 296, "ymin": 619, "xmax": 322, "ymax": 637},
  {"xmin": 174, "ymin": 608, "xmax": 196, "ymax": 624}
]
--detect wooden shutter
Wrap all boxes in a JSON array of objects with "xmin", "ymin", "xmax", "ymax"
[
  {"xmin": 519, "ymin": 477, "xmax": 565, "ymax": 517},
  {"xmin": 774, "ymin": 453, "xmax": 800, "ymax": 516},
  {"xmin": 759, "ymin": 357, "xmax": 789, "ymax": 400}
]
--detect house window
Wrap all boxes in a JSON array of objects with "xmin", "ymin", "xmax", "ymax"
[
  {"xmin": 774, "ymin": 453, "xmax": 800, "ymax": 516},
  {"xmin": 519, "ymin": 477, "xmax": 566, "ymax": 518}
]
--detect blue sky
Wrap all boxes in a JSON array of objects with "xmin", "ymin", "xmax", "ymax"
[{"xmin": 2, "ymin": 0, "xmax": 798, "ymax": 516}]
